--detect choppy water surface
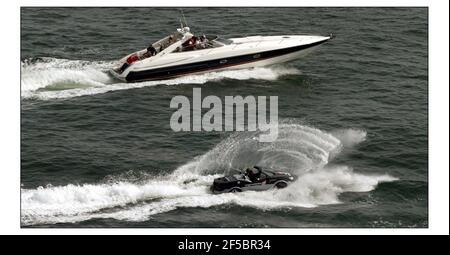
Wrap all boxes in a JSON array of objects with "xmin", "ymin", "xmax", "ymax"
[{"xmin": 21, "ymin": 8, "xmax": 427, "ymax": 227}]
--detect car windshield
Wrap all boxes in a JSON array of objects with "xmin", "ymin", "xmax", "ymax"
[{"xmin": 262, "ymin": 170, "xmax": 275, "ymax": 177}]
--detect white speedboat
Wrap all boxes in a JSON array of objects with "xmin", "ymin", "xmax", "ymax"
[{"xmin": 110, "ymin": 26, "xmax": 332, "ymax": 82}]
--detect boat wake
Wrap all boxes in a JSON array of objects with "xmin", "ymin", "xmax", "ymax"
[
  {"xmin": 21, "ymin": 57, "xmax": 301, "ymax": 100},
  {"xmin": 21, "ymin": 124, "xmax": 397, "ymax": 226}
]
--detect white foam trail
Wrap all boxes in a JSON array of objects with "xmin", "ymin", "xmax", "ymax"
[
  {"xmin": 112, "ymin": 165, "xmax": 397, "ymax": 221},
  {"xmin": 178, "ymin": 123, "xmax": 342, "ymax": 175},
  {"xmin": 21, "ymin": 124, "xmax": 396, "ymax": 226},
  {"xmin": 21, "ymin": 58, "xmax": 114, "ymax": 97},
  {"xmin": 21, "ymin": 174, "xmax": 220, "ymax": 225},
  {"xmin": 21, "ymin": 58, "xmax": 300, "ymax": 100},
  {"xmin": 21, "ymin": 166, "xmax": 396, "ymax": 225},
  {"xmin": 331, "ymin": 128, "xmax": 367, "ymax": 148}
]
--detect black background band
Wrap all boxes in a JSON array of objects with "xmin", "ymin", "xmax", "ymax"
[{"xmin": 0, "ymin": 235, "xmax": 446, "ymax": 254}]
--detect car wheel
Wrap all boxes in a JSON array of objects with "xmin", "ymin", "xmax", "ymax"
[
  {"xmin": 230, "ymin": 188, "xmax": 242, "ymax": 193},
  {"xmin": 275, "ymin": 182, "xmax": 288, "ymax": 189}
]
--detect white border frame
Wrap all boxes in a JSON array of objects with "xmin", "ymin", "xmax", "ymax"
[{"xmin": 1, "ymin": 0, "xmax": 448, "ymax": 235}]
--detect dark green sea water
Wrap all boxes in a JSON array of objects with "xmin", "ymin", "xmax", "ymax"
[{"xmin": 21, "ymin": 7, "xmax": 428, "ymax": 227}]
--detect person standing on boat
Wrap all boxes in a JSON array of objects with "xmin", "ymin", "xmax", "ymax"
[
  {"xmin": 182, "ymin": 36, "xmax": 198, "ymax": 51},
  {"xmin": 118, "ymin": 44, "xmax": 157, "ymax": 73},
  {"xmin": 145, "ymin": 45, "xmax": 157, "ymax": 57},
  {"xmin": 196, "ymin": 34, "xmax": 208, "ymax": 49}
]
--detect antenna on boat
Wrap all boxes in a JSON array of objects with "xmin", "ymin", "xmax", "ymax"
[{"xmin": 179, "ymin": 9, "xmax": 188, "ymax": 28}]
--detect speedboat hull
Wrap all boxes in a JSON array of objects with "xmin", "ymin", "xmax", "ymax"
[{"xmin": 110, "ymin": 34, "xmax": 332, "ymax": 82}]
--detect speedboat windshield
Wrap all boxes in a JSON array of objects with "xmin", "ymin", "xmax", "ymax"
[
  {"xmin": 167, "ymin": 34, "xmax": 233, "ymax": 53},
  {"xmin": 214, "ymin": 37, "xmax": 233, "ymax": 45},
  {"xmin": 152, "ymin": 32, "xmax": 185, "ymax": 53}
]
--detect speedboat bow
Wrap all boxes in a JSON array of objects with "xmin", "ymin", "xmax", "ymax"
[{"xmin": 110, "ymin": 26, "xmax": 333, "ymax": 82}]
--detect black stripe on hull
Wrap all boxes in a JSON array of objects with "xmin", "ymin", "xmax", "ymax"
[{"xmin": 125, "ymin": 38, "xmax": 329, "ymax": 82}]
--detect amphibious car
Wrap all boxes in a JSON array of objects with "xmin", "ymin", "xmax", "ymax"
[{"xmin": 211, "ymin": 166, "xmax": 296, "ymax": 194}]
